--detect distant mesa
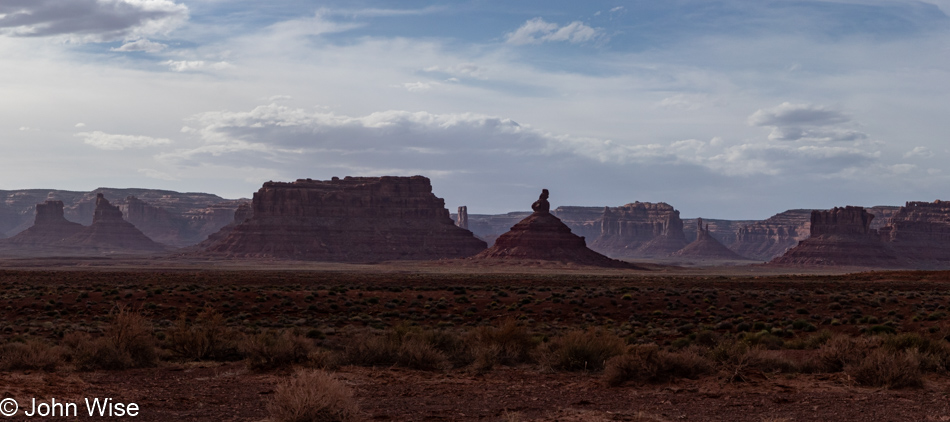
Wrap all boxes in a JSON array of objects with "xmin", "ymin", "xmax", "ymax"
[
  {"xmin": 199, "ymin": 176, "xmax": 486, "ymax": 261},
  {"xmin": 590, "ymin": 202, "xmax": 689, "ymax": 258},
  {"xmin": 672, "ymin": 218, "xmax": 748, "ymax": 260},
  {"xmin": 473, "ymin": 190, "xmax": 638, "ymax": 268},
  {"xmin": 5, "ymin": 200, "xmax": 84, "ymax": 246},
  {"xmin": 771, "ymin": 206, "xmax": 899, "ymax": 267}
]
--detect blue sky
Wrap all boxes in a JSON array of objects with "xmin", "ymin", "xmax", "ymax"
[{"xmin": 2, "ymin": 0, "xmax": 950, "ymax": 219}]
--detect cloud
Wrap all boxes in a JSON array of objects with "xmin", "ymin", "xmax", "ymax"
[
  {"xmin": 162, "ymin": 60, "xmax": 232, "ymax": 72},
  {"xmin": 506, "ymin": 18, "xmax": 604, "ymax": 45},
  {"xmin": 748, "ymin": 102, "xmax": 869, "ymax": 142},
  {"xmin": 0, "ymin": 0, "xmax": 188, "ymax": 43},
  {"xmin": 158, "ymin": 104, "xmax": 883, "ymax": 185},
  {"xmin": 111, "ymin": 38, "xmax": 166, "ymax": 52},
  {"xmin": 76, "ymin": 131, "xmax": 172, "ymax": 150},
  {"xmin": 400, "ymin": 81, "xmax": 438, "ymax": 92},
  {"xmin": 904, "ymin": 146, "xmax": 934, "ymax": 158}
]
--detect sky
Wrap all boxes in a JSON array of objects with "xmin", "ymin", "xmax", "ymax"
[{"xmin": 2, "ymin": 0, "xmax": 950, "ymax": 219}]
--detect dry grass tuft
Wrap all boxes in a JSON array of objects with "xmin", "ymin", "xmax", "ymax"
[
  {"xmin": 167, "ymin": 308, "xmax": 240, "ymax": 361},
  {"xmin": 604, "ymin": 344, "xmax": 713, "ymax": 387},
  {"xmin": 268, "ymin": 369, "xmax": 359, "ymax": 422},
  {"xmin": 846, "ymin": 348, "xmax": 923, "ymax": 389},
  {"xmin": 0, "ymin": 340, "xmax": 64, "ymax": 371},
  {"xmin": 65, "ymin": 306, "xmax": 157, "ymax": 370},
  {"xmin": 542, "ymin": 328, "xmax": 626, "ymax": 372},
  {"xmin": 242, "ymin": 330, "xmax": 314, "ymax": 370},
  {"xmin": 468, "ymin": 320, "xmax": 537, "ymax": 372}
]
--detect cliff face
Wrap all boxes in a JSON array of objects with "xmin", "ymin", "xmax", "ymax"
[
  {"xmin": 200, "ymin": 176, "xmax": 486, "ymax": 261},
  {"xmin": 730, "ymin": 209, "xmax": 813, "ymax": 261},
  {"xmin": 878, "ymin": 201, "xmax": 950, "ymax": 264},
  {"xmin": 590, "ymin": 202, "xmax": 688, "ymax": 258},
  {"xmin": 550, "ymin": 206, "xmax": 605, "ymax": 242},
  {"xmin": 771, "ymin": 207, "xmax": 899, "ymax": 267}
]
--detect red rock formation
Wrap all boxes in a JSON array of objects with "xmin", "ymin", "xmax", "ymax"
[
  {"xmin": 771, "ymin": 207, "xmax": 899, "ymax": 267},
  {"xmin": 200, "ymin": 176, "xmax": 486, "ymax": 261},
  {"xmin": 456, "ymin": 206, "xmax": 469, "ymax": 230},
  {"xmin": 731, "ymin": 210, "xmax": 813, "ymax": 261},
  {"xmin": 877, "ymin": 201, "xmax": 950, "ymax": 265},
  {"xmin": 61, "ymin": 194, "xmax": 167, "ymax": 252},
  {"xmin": 672, "ymin": 218, "xmax": 748, "ymax": 260},
  {"xmin": 474, "ymin": 190, "xmax": 635, "ymax": 268},
  {"xmin": 5, "ymin": 200, "xmax": 84, "ymax": 246},
  {"xmin": 590, "ymin": 202, "xmax": 688, "ymax": 258}
]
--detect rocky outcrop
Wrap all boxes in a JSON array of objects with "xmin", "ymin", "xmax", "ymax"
[
  {"xmin": 730, "ymin": 210, "xmax": 813, "ymax": 261},
  {"xmin": 456, "ymin": 206, "xmax": 468, "ymax": 230},
  {"xmin": 771, "ymin": 207, "xmax": 899, "ymax": 267},
  {"xmin": 672, "ymin": 218, "xmax": 748, "ymax": 260},
  {"xmin": 474, "ymin": 190, "xmax": 635, "ymax": 268},
  {"xmin": 4, "ymin": 200, "xmax": 84, "ymax": 246},
  {"xmin": 551, "ymin": 206, "xmax": 604, "ymax": 242},
  {"xmin": 878, "ymin": 201, "xmax": 950, "ymax": 265},
  {"xmin": 200, "ymin": 176, "xmax": 486, "ymax": 261},
  {"xmin": 590, "ymin": 202, "xmax": 688, "ymax": 258},
  {"xmin": 60, "ymin": 194, "xmax": 168, "ymax": 252}
]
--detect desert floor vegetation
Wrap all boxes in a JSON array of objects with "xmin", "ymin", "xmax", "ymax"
[{"xmin": 4, "ymin": 269, "xmax": 950, "ymax": 420}]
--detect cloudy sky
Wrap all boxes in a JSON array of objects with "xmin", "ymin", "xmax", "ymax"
[{"xmin": 2, "ymin": 0, "xmax": 949, "ymax": 219}]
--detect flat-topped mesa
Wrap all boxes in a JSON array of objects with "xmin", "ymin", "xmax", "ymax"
[
  {"xmin": 810, "ymin": 206, "xmax": 875, "ymax": 238},
  {"xmin": 473, "ymin": 190, "xmax": 636, "ymax": 268},
  {"xmin": 672, "ymin": 218, "xmax": 747, "ymax": 260},
  {"xmin": 771, "ymin": 206, "xmax": 899, "ymax": 267},
  {"xmin": 60, "ymin": 194, "xmax": 167, "ymax": 252},
  {"xmin": 5, "ymin": 200, "xmax": 84, "ymax": 245},
  {"xmin": 200, "ymin": 176, "xmax": 486, "ymax": 261},
  {"xmin": 877, "ymin": 200, "xmax": 950, "ymax": 264},
  {"xmin": 589, "ymin": 202, "xmax": 688, "ymax": 258}
]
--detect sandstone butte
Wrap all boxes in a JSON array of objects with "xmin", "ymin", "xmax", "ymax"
[
  {"xmin": 672, "ymin": 218, "xmax": 747, "ymax": 260},
  {"xmin": 4, "ymin": 200, "xmax": 84, "ymax": 246},
  {"xmin": 770, "ymin": 206, "xmax": 900, "ymax": 267},
  {"xmin": 473, "ymin": 190, "xmax": 638, "ymax": 268},
  {"xmin": 199, "ymin": 176, "xmax": 487, "ymax": 261},
  {"xmin": 1, "ymin": 194, "xmax": 167, "ymax": 254},
  {"xmin": 590, "ymin": 202, "xmax": 688, "ymax": 258}
]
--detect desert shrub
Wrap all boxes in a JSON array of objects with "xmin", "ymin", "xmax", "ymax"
[
  {"xmin": 604, "ymin": 344, "xmax": 713, "ymax": 387},
  {"xmin": 784, "ymin": 330, "xmax": 833, "ymax": 350},
  {"xmin": 396, "ymin": 337, "xmax": 448, "ymax": 371},
  {"xmin": 468, "ymin": 320, "xmax": 537, "ymax": 371},
  {"xmin": 542, "ymin": 328, "xmax": 625, "ymax": 371},
  {"xmin": 167, "ymin": 309, "xmax": 241, "ymax": 361},
  {"xmin": 817, "ymin": 335, "xmax": 878, "ymax": 373},
  {"xmin": 846, "ymin": 349, "xmax": 923, "ymax": 388},
  {"xmin": 883, "ymin": 332, "xmax": 950, "ymax": 372},
  {"xmin": 0, "ymin": 340, "xmax": 63, "ymax": 371},
  {"xmin": 417, "ymin": 329, "xmax": 472, "ymax": 367},
  {"xmin": 745, "ymin": 348, "xmax": 800, "ymax": 374},
  {"xmin": 343, "ymin": 333, "xmax": 400, "ymax": 367},
  {"xmin": 66, "ymin": 306, "xmax": 157, "ymax": 370},
  {"xmin": 268, "ymin": 369, "xmax": 359, "ymax": 422},
  {"xmin": 741, "ymin": 331, "xmax": 784, "ymax": 350},
  {"xmin": 710, "ymin": 340, "xmax": 756, "ymax": 383},
  {"xmin": 243, "ymin": 330, "xmax": 314, "ymax": 370}
]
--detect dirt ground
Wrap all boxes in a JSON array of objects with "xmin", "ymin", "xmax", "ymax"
[{"xmin": 1, "ymin": 258, "xmax": 950, "ymax": 421}]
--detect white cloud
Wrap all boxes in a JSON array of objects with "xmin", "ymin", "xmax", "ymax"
[
  {"xmin": 904, "ymin": 146, "xmax": 934, "ymax": 158},
  {"xmin": 748, "ymin": 102, "xmax": 868, "ymax": 142},
  {"xmin": 0, "ymin": 0, "xmax": 188, "ymax": 43},
  {"xmin": 400, "ymin": 81, "xmax": 438, "ymax": 92},
  {"xmin": 506, "ymin": 18, "xmax": 604, "ymax": 45},
  {"xmin": 159, "ymin": 104, "xmax": 883, "ymax": 184},
  {"xmin": 77, "ymin": 131, "xmax": 172, "ymax": 150},
  {"xmin": 162, "ymin": 60, "xmax": 232, "ymax": 72},
  {"xmin": 74, "ymin": 123, "xmax": 86, "ymax": 128},
  {"xmin": 112, "ymin": 38, "xmax": 167, "ymax": 53}
]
